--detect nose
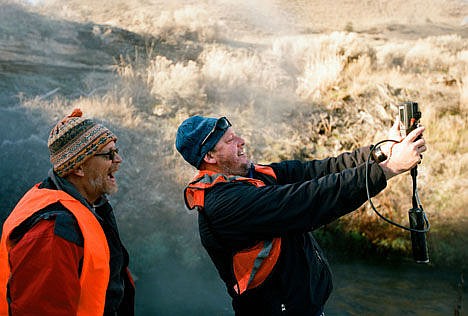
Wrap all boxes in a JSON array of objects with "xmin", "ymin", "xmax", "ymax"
[
  {"xmin": 237, "ymin": 135, "xmax": 245, "ymax": 147},
  {"xmin": 113, "ymin": 152, "xmax": 123, "ymax": 163}
]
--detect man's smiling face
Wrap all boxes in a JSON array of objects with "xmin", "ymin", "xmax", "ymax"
[{"xmin": 210, "ymin": 127, "xmax": 250, "ymax": 176}]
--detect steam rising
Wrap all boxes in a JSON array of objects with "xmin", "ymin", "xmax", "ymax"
[{"xmin": 1, "ymin": 0, "xmax": 467, "ymax": 314}]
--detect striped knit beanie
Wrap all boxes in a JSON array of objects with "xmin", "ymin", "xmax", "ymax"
[{"xmin": 48, "ymin": 108, "xmax": 117, "ymax": 177}]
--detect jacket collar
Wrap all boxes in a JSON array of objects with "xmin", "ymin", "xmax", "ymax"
[{"xmin": 47, "ymin": 169, "xmax": 109, "ymax": 217}]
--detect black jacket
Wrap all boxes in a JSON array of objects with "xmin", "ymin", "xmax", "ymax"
[{"xmin": 198, "ymin": 146, "xmax": 387, "ymax": 315}]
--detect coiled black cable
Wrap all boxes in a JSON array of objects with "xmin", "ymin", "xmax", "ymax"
[{"xmin": 365, "ymin": 139, "xmax": 430, "ymax": 233}]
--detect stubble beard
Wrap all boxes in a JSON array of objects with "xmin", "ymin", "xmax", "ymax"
[
  {"xmin": 89, "ymin": 173, "xmax": 118, "ymax": 196},
  {"xmin": 222, "ymin": 160, "xmax": 251, "ymax": 177}
]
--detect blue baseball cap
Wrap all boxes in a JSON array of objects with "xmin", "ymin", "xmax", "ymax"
[{"xmin": 175, "ymin": 116, "xmax": 231, "ymax": 168}]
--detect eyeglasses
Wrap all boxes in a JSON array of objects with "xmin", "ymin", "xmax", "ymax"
[
  {"xmin": 200, "ymin": 117, "xmax": 232, "ymax": 148},
  {"xmin": 95, "ymin": 148, "xmax": 120, "ymax": 161}
]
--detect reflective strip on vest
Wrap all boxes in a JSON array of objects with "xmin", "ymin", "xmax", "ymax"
[
  {"xmin": 232, "ymin": 238, "xmax": 282, "ymax": 294},
  {"xmin": 0, "ymin": 184, "xmax": 110, "ymax": 316},
  {"xmin": 184, "ymin": 165, "xmax": 281, "ymax": 295}
]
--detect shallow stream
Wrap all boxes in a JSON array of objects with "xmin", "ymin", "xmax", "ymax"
[{"xmin": 136, "ymin": 257, "xmax": 466, "ymax": 315}]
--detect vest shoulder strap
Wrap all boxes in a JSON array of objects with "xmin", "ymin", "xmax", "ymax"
[
  {"xmin": 184, "ymin": 165, "xmax": 277, "ymax": 210},
  {"xmin": 8, "ymin": 206, "xmax": 83, "ymax": 247}
]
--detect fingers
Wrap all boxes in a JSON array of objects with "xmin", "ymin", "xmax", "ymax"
[
  {"xmin": 413, "ymin": 138, "xmax": 426, "ymax": 148},
  {"xmin": 388, "ymin": 116, "xmax": 404, "ymax": 143},
  {"xmin": 381, "ymin": 122, "xmax": 428, "ymax": 178},
  {"xmin": 413, "ymin": 138, "xmax": 426, "ymax": 149},
  {"xmin": 403, "ymin": 126, "xmax": 425, "ymax": 143},
  {"xmin": 407, "ymin": 134, "xmax": 426, "ymax": 158},
  {"xmin": 409, "ymin": 138, "xmax": 426, "ymax": 167}
]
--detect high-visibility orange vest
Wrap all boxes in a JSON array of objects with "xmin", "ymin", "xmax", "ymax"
[
  {"xmin": 185, "ymin": 165, "xmax": 281, "ymax": 295},
  {"xmin": 0, "ymin": 184, "xmax": 110, "ymax": 316}
]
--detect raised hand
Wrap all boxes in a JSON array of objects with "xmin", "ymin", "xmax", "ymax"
[{"xmin": 379, "ymin": 126, "xmax": 426, "ymax": 179}]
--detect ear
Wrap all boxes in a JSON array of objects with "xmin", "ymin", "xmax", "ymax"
[
  {"xmin": 69, "ymin": 165, "xmax": 85, "ymax": 177},
  {"xmin": 202, "ymin": 151, "xmax": 217, "ymax": 164}
]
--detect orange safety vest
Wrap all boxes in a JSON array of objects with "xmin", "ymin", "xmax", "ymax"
[
  {"xmin": 0, "ymin": 184, "xmax": 110, "ymax": 316},
  {"xmin": 185, "ymin": 165, "xmax": 281, "ymax": 295}
]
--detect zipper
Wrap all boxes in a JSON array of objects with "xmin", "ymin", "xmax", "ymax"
[{"xmin": 315, "ymin": 249, "xmax": 323, "ymax": 264}]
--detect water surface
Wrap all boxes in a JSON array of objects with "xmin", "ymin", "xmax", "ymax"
[{"xmin": 136, "ymin": 257, "xmax": 466, "ymax": 315}]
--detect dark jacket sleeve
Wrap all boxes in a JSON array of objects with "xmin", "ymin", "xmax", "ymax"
[
  {"xmin": 203, "ymin": 160, "xmax": 386, "ymax": 241},
  {"xmin": 270, "ymin": 146, "xmax": 372, "ymax": 184}
]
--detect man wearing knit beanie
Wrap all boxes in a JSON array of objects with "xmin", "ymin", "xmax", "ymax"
[
  {"xmin": 0, "ymin": 109, "xmax": 135, "ymax": 316},
  {"xmin": 176, "ymin": 115, "xmax": 426, "ymax": 315}
]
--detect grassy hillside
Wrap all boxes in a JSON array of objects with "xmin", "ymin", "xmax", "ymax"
[{"xmin": 1, "ymin": 0, "xmax": 467, "ymax": 271}]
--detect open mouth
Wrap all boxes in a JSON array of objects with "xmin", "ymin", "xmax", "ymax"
[{"xmin": 108, "ymin": 171, "xmax": 117, "ymax": 183}]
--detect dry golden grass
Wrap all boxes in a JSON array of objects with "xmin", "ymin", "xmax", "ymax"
[{"xmin": 10, "ymin": 0, "xmax": 468, "ymax": 268}]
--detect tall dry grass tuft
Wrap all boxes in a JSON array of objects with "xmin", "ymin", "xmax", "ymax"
[{"xmin": 146, "ymin": 56, "xmax": 205, "ymax": 111}]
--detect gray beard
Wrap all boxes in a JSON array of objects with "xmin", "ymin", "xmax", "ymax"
[{"xmin": 89, "ymin": 175, "xmax": 118, "ymax": 196}]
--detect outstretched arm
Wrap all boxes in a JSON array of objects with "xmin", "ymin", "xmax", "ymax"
[{"xmin": 271, "ymin": 117, "xmax": 409, "ymax": 183}]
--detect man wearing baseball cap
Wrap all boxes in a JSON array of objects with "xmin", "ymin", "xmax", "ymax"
[
  {"xmin": 176, "ymin": 115, "xmax": 426, "ymax": 315},
  {"xmin": 0, "ymin": 109, "xmax": 134, "ymax": 316}
]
